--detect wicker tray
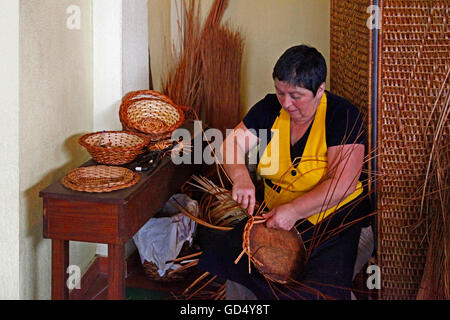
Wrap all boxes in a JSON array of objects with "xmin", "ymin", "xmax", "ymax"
[
  {"xmin": 62, "ymin": 165, "xmax": 140, "ymax": 193},
  {"xmin": 119, "ymin": 90, "xmax": 187, "ymax": 141},
  {"xmin": 79, "ymin": 131, "xmax": 150, "ymax": 165}
]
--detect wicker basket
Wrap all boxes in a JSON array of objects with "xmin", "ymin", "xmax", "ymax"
[
  {"xmin": 79, "ymin": 131, "xmax": 150, "ymax": 165},
  {"xmin": 142, "ymin": 242, "xmax": 195, "ymax": 282},
  {"xmin": 119, "ymin": 90, "xmax": 188, "ymax": 141},
  {"xmin": 61, "ymin": 165, "xmax": 140, "ymax": 193}
]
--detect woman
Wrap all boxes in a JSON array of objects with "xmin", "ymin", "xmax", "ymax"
[{"xmin": 198, "ymin": 45, "xmax": 369, "ymax": 300}]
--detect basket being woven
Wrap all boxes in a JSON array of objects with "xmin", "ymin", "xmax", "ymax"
[
  {"xmin": 79, "ymin": 131, "xmax": 150, "ymax": 165},
  {"xmin": 243, "ymin": 218, "xmax": 306, "ymax": 284},
  {"xmin": 119, "ymin": 90, "xmax": 187, "ymax": 141}
]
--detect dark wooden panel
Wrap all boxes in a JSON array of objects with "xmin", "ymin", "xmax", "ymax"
[
  {"xmin": 45, "ymin": 198, "xmax": 119, "ymax": 244},
  {"xmin": 52, "ymin": 240, "xmax": 69, "ymax": 300},
  {"xmin": 120, "ymin": 161, "xmax": 199, "ymax": 241},
  {"xmin": 107, "ymin": 244, "xmax": 126, "ymax": 300}
]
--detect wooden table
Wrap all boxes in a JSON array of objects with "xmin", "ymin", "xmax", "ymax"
[{"xmin": 40, "ymin": 121, "xmax": 201, "ymax": 300}]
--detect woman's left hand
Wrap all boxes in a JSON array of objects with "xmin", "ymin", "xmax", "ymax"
[{"xmin": 262, "ymin": 204, "xmax": 298, "ymax": 231}]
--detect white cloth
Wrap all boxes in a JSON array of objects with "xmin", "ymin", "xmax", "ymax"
[{"xmin": 133, "ymin": 194, "xmax": 198, "ymax": 276}]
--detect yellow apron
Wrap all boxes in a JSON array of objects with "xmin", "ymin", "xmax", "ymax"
[{"xmin": 256, "ymin": 94, "xmax": 363, "ymax": 225}]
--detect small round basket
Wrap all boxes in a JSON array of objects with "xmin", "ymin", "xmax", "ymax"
[
  {"xmin": 119, "ymin": 90, "xmax": 187, "ymax": 141},
  {"xmin": 79, "ymin": 131, "xmax": 150, "ymax": 165}
]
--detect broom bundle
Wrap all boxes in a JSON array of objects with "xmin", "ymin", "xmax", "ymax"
[{"xmin": 162, "ymin": 0, "xmax": 244, "ymax": 134}]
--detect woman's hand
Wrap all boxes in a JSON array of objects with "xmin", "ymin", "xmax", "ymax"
[
  {"xmin": 263, "ymin": 204, "xmax": 298, "ymax": 231},
  {"xmin": 232, "ymin": 177, "xmax": 256, "ymax": 216}
]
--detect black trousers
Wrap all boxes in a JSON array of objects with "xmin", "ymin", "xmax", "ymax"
[{"xmin": 197, "ymin": 205, "xmax": 365, "ymax": 300}]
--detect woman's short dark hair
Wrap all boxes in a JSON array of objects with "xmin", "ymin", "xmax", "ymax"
[{"xmin": 272, "ymin": 45, "xmax": 327, "ymax": 96}]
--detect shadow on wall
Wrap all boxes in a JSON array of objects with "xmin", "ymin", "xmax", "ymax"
[{"xmin": 23, "ymin": 133, "xmax": 91, "ymax": 299}]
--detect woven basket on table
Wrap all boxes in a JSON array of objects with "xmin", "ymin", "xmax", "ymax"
[
  {"xmin": 61, "ymin": 165, "xmax": 140, "ymax": 193},
  {"xmin": 119, "ymin": 90, "xmax": 188, "ymax": 141},
  {"xmin": 79, "ymin": 131, "xmax": 150, "ymax": 165}
]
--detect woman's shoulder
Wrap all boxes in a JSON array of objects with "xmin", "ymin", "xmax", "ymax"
[
  {"xmin": 243, "ymin": 94, "xmax": 281, "ymax": 131},
  {"xmin": 325, "ymin": 91, "xmax": 365, "ymax": 146},
  {"xmin": 325, "ymin": 91, "xmax": 361, "ymax": 116},
  {"xmin": 253, "ymin": 93, "xmax": 282, "ymax": 115}
]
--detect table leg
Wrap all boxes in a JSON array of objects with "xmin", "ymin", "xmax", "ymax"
[
  {"xmin": 52, "ymin": 239, "xmax": 69, "ymax": 300},
  {"xmin": 108, "ymin": 244, "xmax": 126, "ymax": 300}
]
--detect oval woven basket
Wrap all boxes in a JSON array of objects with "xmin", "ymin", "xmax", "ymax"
[
  {"xmin": 62, "ymin": 165, "xmax": 140, "ymax": 193},
  {"xmin": 119, "ymin": 90, "xmax": 188, "ymax": 141},
  {"xmin": 79, "ymin": 131, "xmax": 150, "ymax": 165}
]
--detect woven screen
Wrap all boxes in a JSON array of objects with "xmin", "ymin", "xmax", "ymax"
[
  {"xmin": 330, "ymin": 0, "xmax": 374, "ymax": 201},
  {"xmin": 377, "ymin": 0, "xmax": 449, "ymax": 299},
  {"xmin": 331, "ymin": 0, "xmax": 449, "ymax": 299},
  {"xmin": 330, "ymin": 0, "xmax": 372, "ymax": 134}
]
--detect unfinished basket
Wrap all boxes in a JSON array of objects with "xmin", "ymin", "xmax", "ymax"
[
  {"xmin": 119, "ymin": 90, "xmax": 188, "ymax": 141},
  {"xmin": 242, "ymin": 218, "xmax": 306, "ymax": 284},
  {"xmin": 61, "ymin": 165, "xmax": 140, "ymax": 193},
  {"xmin": 79, "ymin": 131, "xmax": 150, "ymax": 165}
]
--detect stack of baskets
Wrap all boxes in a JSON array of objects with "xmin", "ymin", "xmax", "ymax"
[
  {"xmin": 77, "ymin": 90, "xmax": 187, "ymax": 167},
  {"xmin": 119, "ymin": 90, "xmax": 188, "ymax": 141},
  {"xmin": 64, "ymin": 90, "xmax": 187, "ymax": 193}
]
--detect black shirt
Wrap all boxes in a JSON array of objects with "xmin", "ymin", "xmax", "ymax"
[{"xmin": 242, "ymin": 91, "xmax": 366, "ymax": 163}]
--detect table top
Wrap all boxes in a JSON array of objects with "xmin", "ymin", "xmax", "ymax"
[{"xmin": 39, "ymin": 120, "xmax": 200, "ymax": 205}]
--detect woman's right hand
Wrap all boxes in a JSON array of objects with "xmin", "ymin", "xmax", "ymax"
[{"xmin": 232, "ymin": 177, "xmax": 256, "ymax": 216}]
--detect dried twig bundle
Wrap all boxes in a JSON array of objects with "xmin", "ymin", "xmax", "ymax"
[{"xmin": 162, "ymin": 0, "xmax": 244, "ymax": 133}]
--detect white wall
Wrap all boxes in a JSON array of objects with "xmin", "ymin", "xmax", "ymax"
[
  {"xmin": 0, "ymin": 0, "xmax": 20, "ymax": 300},
  {"xmin": 93, "ymin": 0, "xmax": 150, "ymax": 133},
  {"xmin": 0, "ymin": 0, "xmax": 149, "ymax": 299},
  {"xmin": 93, "ymin": 0, "xmax": 149, "ymax": 257},
  {"xmin": 148, "ymin": 0, "xmax": 330, "ymax": 115},
  {"xmin": 19, "ymin": 0, "xmax": 95, "ymax": 299}
]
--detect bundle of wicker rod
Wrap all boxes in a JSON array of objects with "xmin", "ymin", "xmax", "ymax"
[
  {"xmin": 119, "ymin": 90, "xmax": 188, "ymax": 141},
  {"xmin": 61, "ymin": 165, "xmax": 140, "ymax": 193},
  {"xmin": 79, "ymin": 130, "xmax": 150, "ymax": 165}
]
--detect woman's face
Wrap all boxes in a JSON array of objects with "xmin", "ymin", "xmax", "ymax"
[{"xmin": 274, "ymin": 79, "xmax": 325, "ymax": 124}]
